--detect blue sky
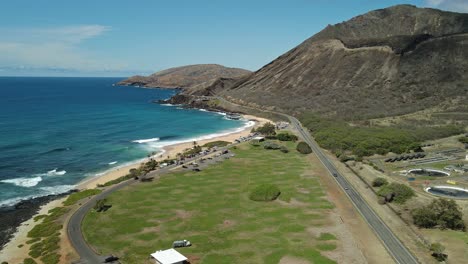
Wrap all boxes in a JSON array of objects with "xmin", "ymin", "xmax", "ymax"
[{"xmin": 0, "ymin": 0, "xmax": 466, "ymax": 77}]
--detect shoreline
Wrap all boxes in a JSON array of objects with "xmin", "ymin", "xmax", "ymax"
[
  {"xmin": 77, "ymin": 114, "xmax": 267, "ymax": 189},
  {"xmin": 0, "ymin": 114, "xmax": 272, "ymax": 261}
]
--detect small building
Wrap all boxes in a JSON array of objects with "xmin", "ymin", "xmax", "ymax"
[
  {"xmin": 150, "ymin": 248, "xmax": 187, "ymax": 264},
  {"xmin": 252, "ymin": 136, "xmax": 265, "ymax": 142}
]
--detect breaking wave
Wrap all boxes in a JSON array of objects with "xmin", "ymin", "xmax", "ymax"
[
  {"xmin": 132, "ymin": 138, "xmax": 160, "ymax": 144},
  {"xmin": 0, "ymin": 176, "xmax": 43, "ymax": 188}
]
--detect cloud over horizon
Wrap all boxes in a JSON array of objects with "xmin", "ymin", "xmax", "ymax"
[
  {"xmin": 426, "ymin": 0, "xmax": 468, "ymax": 12},
  {"xmin": 0, "ymin": 25, "xmax": 132, "ymax": 74}
]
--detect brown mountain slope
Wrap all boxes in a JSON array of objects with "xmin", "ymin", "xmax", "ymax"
[
  {"xmin": 217, "ymin": 5, "xmax": 468, "ymax": 119},
  {"xmin": 118, "ymin": 64, "xmax": 250, "ymax": 89}
]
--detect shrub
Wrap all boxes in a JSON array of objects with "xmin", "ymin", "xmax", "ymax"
[
  {"xmin": 296, "ymin": 142, "xmax": 312, "ymax": 154},
  {"xmin": 459, "ymin": 136, "xmax": 468, "ymax": 144},
  {"xmin": 263, "ymin": 142, "xmax": 281, "ymax": 150},
  {"xmin": 276, "ymin": 133, "xmax": 298, "ymax": 142},
  {"xmin": 94, "ymin": 199, "xmax": 109, "ymax": 212},
  {"xmin": 372, "ymin": 177, "xmax": 388, "ymax": 187},
  {"xmin": 40, "ymin": 253, "xmax": 60, "ymax": 264},
  {"xmin": 249, "ymin": 184, "xmax": 281, "ymax": 201},
  {"xmin": 280, "ymin": 146, "xmax": 289, "ymax": 153},
  {"xmin": 412, "ymin": 198, "xmax": 465, "ymax": 230},
  {"xmin": 23, "ymin": 259, "xmax": 37, "ymax": 264},
  {"xmin": 377, "ymin": 183, "xmax": 415, "ymax": 204},
  {"xmin": 430, "ymin": 243, "xmax": 447, "ymax": 262}
]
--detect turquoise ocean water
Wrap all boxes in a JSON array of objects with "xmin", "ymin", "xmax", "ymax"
[{"xmin": 0, "ymin": 77, "xmax": 249, "ymax": 207}]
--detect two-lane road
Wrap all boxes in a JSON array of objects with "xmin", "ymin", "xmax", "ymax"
[{"xmin": 288, "ymin": 116, "xmax": 419, "ymax": 264}]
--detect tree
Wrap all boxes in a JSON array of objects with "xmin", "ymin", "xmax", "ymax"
[
  {"xmin": 296, "ymin": 142, "xmax": 312, "ymax": 154},
  {"xmin": 458, "ymin": 136, "xmax": 468, "ymax": 144},
  {"xmin": 377, "ymin": 183, "xmax": 415, "ymax": 204},
  {"xmin": 430, "ymin": 243, "xmax": 447, "ymax": 262},
  {"xmin": 255, "ymin": 122, "xmax": 276, "ymax": 136},
  {"xmin": 372, "ymin": 177, "xmax": 388, "ymax": 187},
  {"xmin": 412, "ymin": 198, "xmax": 465, "ymax": 231},
  {"xmin": 277, "ymin": 133, "xmax": 298, "ymax": 142},
  {"xmin": 412, "ymin": 207, "xmax": 438, "ymax": 228}
]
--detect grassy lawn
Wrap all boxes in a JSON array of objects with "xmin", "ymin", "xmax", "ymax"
[{"xmin": 83, "ymin": 141, "xmax": 337, "ymax": 263}]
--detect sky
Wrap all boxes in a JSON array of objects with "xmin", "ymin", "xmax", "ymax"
[{"xmin": 0, "ymin": 0, "xmax": 467, "ymax": 77}]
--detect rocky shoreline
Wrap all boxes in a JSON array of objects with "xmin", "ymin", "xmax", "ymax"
[{"xmin": 0, "ymin": 191, "xmax": 76, "ymax": 250}]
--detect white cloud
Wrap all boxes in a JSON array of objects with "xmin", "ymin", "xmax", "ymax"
[
  {"xmin": 425, "ymin": 0, "xmax": 468, "ymax": 13},
  {"xmin": 0, "ymin": 25, "xmax": 127, "ymax": 73}
]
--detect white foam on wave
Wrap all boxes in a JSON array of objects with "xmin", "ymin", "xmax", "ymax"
[
  {"xmin": 0, "ymin": 176, "xmax": 43, "ymax": 188},
  {"xmin": 199, "ymin": 109, "xmax": 208, "ymax": 112},
  {"xmin": 0, "ymin": 184, "xmax": 76, "ymax": 208},
  {"xmin": 160, "ymin": 103, "xmax": 173, "ymax": 106},
  {"xmin": 132, "ymin": 137, "xmax": 160, "ymax": 144},
  {"xmin": 33, "ymin": 168, "xmax": 67, "ymax": 177},
  {"xmin": 141, "ymin": 119, "xmax": 255, "ymax": 151},
  {"xmin": 108, "ymin": 161, "xmax": 118, "ymax": 165}
]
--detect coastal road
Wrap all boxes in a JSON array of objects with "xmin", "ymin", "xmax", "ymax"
[{"xmin": 213, "ymin": 96, "xmax": 419, "ymax": 264}]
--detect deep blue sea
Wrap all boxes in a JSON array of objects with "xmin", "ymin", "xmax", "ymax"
[{"xmin": 0, "ymin": 77, "xmax": 249, "ymax": 207}]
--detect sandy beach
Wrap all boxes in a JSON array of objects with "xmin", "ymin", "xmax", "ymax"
[
  {"xmin": 78, "ymin": 114, "xmax": 270, "ymax": 189},
  {"xmin": 0, "ymin": 114, "xmax": 271, "ymax": 263}
]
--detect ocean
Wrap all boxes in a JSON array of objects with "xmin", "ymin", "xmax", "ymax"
[{"xmin": 0, "ymin": 77, "xmax": 249, "ymax": 207}]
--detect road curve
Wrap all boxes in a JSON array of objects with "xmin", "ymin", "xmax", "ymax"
[
  {"xmin": 68, "ymin": 148, "xmax": 233, "ymax": 263},
  {"xmin": 214, "ymin": 96, "xmax": 419, "ymax": 264}
]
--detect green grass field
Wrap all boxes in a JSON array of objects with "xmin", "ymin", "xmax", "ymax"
[{"xmin": 83, "ymin": 141, "xmax": 337, "ymax": 263}]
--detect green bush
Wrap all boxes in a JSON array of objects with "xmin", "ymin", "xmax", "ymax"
[
  {"xmin": 412, "ymin": 198, "xmax": 465, "ymax": 230},
  {"xmin": 280, "ymin": 146, "xmax": 289, "ymax": 153},
  {"xmin": 296, "ymin": 142, "xmax": 312, "ymax": 154},
  {"xmin": 372, "ymin": 177, "xmax": 388, "ymax": 187},
  {"xmin": 63, "ymin": 189, "xmax": 102, "ymax": 206},
  {"xmin": 263, "ymin": 142, "xmax": 281, "ymax": 150},
  {"xmin": 40, "ymin": 253, "xmax": 60, "ymax": 264},
  {"xmin": 430, "ymin": 243, "xmax": 447, "ymax": 262},
  {"xmin": 23, "ymin": 259, "xmax": 37, "ymax": 264},
  {"xmin": 459, "ymin": 136, "xmax": 468, "ymax": 144},
  {"xmin": 377, "ymin": 183, "xmax": 415, "ymax": 204},
  {"xmin": 249, "ymin": 184, "xmax": 281, "ymax": 201},
  {"xmin": 276, "ymin": 133, "xmax": 298, "ymax": 142},
  {"xmin": 202, "ymin": 141, "xmax": 230, "ymax": 148}
]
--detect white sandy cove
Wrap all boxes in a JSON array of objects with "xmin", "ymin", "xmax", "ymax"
[{"xmin": 0, "ymin": 114, "xmax": 272, "ymax": 262}]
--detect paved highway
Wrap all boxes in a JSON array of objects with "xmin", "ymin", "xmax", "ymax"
[{"xmin": 288, "ymin": 115, "xmax": 419, "ymax": 264}]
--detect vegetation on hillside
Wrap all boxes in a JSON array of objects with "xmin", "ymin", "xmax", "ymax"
[
  {"xmin": 412, "ymin": 198, "xmax": 465, "ymax": 231},
  {"xmin": 300, "ymin": 113, "xmax": 464, "ymax": 157},
  {"xmin": 276, "ymin": 132, "xmax": 298, "ymax": 142}
]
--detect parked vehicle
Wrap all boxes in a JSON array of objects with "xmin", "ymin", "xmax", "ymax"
[{"xmin": 173, "ymin": 240, "xmax": 191, "ymax": 248}]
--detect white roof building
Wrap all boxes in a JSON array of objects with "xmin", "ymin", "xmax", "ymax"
[{"xmin": 150, "ymin": 248, "xmax": 187, "ymax": 264}]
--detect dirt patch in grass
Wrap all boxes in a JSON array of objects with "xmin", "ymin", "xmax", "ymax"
[
  {"xmin": 221, "ymin": 219, "xmax": 236, "ymax": 229},
  {"xmin": 174, "ymin": 209, "xmax": 192, "ymax": 220},
  {"xmin": 279, "ymin": 255, "xmax": 311, "ymax": 264},
  {"xmin": 140, "ymin": 226, "xmax": 160, "ymax": 234}
]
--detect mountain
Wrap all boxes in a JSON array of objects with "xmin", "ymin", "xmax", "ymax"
[
  {"xmin": 214, "ymin": 5, "xmax": 468, "ymax": 119},
  {"xmin": 118, "ymin": 64, "xmax": 250, "ymax": 89}
]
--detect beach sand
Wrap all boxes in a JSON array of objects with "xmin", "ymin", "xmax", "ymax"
[
  {"xmin": 0, "ymin": 114, "xmax": 272, "ymax": 263},
  {"xmin": 78, "ymin": 114, "xmax": 269, "ymax": 189}
]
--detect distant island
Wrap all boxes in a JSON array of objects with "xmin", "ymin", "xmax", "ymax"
[{"xmin": 117, "ymin": 64, "xmax": 251, "ymax": 92}]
